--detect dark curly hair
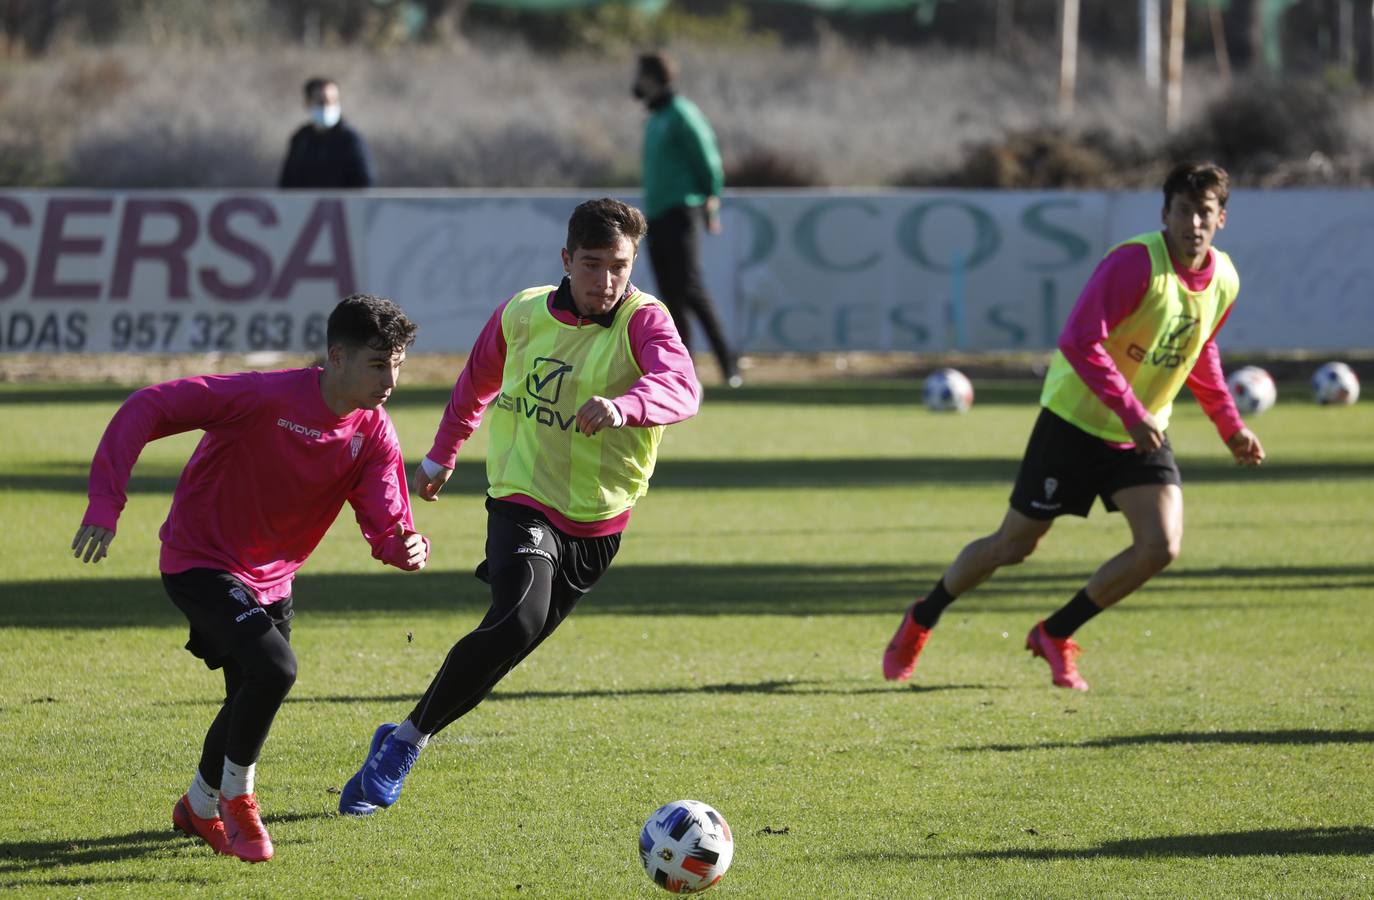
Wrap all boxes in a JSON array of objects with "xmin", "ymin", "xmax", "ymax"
[
  {"xmin": 1163, "ymin": 161, "xmax": 1229, "ymax": 209},
  {"xmin": 565, "ymin": 198, "xmax": 648, "ymax": 255},
  {"xmin": 326, "ymin": 294, "xmax": 418, "ymax": 353}
]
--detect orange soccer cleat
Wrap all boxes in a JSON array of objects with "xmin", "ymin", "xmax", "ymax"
[
  {"xmin": 882, "ymin": 601, "xmax": 933, "ymax": 682},
  {"xmin": 219, "ymin": 793, "xmax": 274, "ymax": 862},
  {"xmin": 172, "ymin": 794, "xmax": 230, "ymax": 855},
  {"xmin": 1025, "ymin": 620, "xmax": 1089, "ymax": 691}
]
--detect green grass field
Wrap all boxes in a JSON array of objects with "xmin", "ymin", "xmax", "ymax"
[{"xmin": 2, "ymin": 376, "xmax": 1372, "ymax": 898}]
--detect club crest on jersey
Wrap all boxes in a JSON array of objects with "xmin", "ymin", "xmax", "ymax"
[
  {"xmin": 350, "ymin": 433, "xmax": 364, "ymax": 459},
  {"xmin": 1044, "ymin": 477, "xmax": 1058, "ymax": 500}
]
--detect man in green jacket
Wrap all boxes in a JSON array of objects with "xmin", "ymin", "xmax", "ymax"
[{"xmin": 634, "ymin": 51, "xmax": 741, "ymax": 388}]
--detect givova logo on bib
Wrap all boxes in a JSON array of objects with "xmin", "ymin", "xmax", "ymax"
[
  {"xmin": 1127, "ymin": 315, "xmax": 1200, "ymax": 369},
  {"xmin": 526, "ymin": 357, "xmax": 574, "ymax": 404},
  {"xmin": 492, "ymin": 356, "xmax": 581, "ymax": 432}
]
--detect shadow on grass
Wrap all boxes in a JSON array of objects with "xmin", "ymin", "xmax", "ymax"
[
  {"xmin": 4, "ymin": 456, "xmax": 1027, "ymax": 495},
  {"xmin": 0, "ymin": 812, "xmax": 328, "ymax": 879},
  {"xmin": 696, "ymin": 381, "xmax": 1041, "ymax": 407},
  {"xmin": 0, "ymin": 827, "xmax": 173, "ymax": 875},
  {"xmin": 272, "ymin": 679, "xmax": 1004, "ymax": 707},
  {"xmin": 901, "ymin": 826, "xmax": 1374, "ymax": 861},
  {"xmin": 0, "ymin": 381, "xmax": 1041, "ymax": 409},
  {"xmin": 959, "ymin": 728, "xmax": 1374, "ymax": 753},
  {"xmin": 0, "ymin": 385, "xmax": 139, "ymax": 407},
  {"xmin": 3, "ymin": 559, "xmax": 1320, "ymax": 629},
  {"xmin": 0, "ymin": 874, "xmax": 208, "ymax": 890},
  {"xmin": 9, "ymin": 450, "xmax": 1373, "ymax": 497}
]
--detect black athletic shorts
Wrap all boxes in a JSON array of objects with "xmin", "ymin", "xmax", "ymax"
[
  {"xmin": 162, "ymin": 568, "xmax": 294, "ymax": 670},
  {"xmin": 478, "ymin": 497, "xmax": 621, "ymax": 598},
  {"xmin": 1009, "ymin": 408, "xmax": 1182, "ymax": 520}
]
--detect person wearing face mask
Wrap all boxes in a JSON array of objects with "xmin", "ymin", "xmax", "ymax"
[
  {"xmin": 633, "ymin": 51, "xmax": 741, "ymax": 388},
  {"xmin": 279, "ymin": 77, "xmax": 375, "ymax": 189}
]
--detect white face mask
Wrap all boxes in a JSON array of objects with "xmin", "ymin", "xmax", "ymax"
[{"xmin": 310, "ymin": 104, "xmax": 341, "ymax": 129}]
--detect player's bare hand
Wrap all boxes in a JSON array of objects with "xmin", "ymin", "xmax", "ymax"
[
  {"xmin": 71, "ymin": 524, "xmax": 114, "ymax": 564},
  {"xmin": 413, "ymin": 461, "xmax": 453, "ymax": 502},
  {"xmin": 390, "ymin": 521, "xmax": 429, "ymax": 570},
  {"xmin": 1127, "ymin": 414, "xmax": 1165, "ymax": 455},
  {"xmin": 577, "ymin": 396, "xmax": 622, "ymax": 436},
  {"xmin": 1227, "ymin": 428, "xmax": 1265, "ymax": 467}
]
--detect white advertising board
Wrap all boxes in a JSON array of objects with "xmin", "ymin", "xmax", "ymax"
[{"xmin": 1, "ymin": 189, "xmax": 1370, "ymax": 354}]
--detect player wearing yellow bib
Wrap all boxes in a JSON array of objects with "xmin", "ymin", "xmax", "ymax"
[
  {"xmin": 339, "ymin": 198, "xmax": 701, "ymax": 814},
  {"xmin": 883, "ymin": 162, "xmax": 1265, "ymax": 691}
]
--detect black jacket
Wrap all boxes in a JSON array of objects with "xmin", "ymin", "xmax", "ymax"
[{"xmin": 278, "ymin": 120, "xmax": 375, "ymax": 188}]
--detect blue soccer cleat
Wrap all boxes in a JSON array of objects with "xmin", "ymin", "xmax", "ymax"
[
  {"xmin": 338, "ymin": 723, "xmax": 397, "ymax": 816},
  {"xmin": 359, "ymin": 724, "xmax": 423, "ymax": 809}
]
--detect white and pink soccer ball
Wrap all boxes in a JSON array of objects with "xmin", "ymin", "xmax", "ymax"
[
  {"xmin": 640, "ymin": 800, "xmax": 734, "ymax": 894},
  {"xmin": 1227, "ymin": 366, "xmax": 1277, "ymax": 415},
  {"xmin": 923, "ymin": 367, "xmax": 974, "ymax": 413},
  {"xmin": 1311, "ymin": 361, "xmax": 1360, "ymax": 406}
]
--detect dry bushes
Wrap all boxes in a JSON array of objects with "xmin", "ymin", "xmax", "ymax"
[{"xmin": 0, "ymin": 39, "xmax": 1371, "ymax": 190}]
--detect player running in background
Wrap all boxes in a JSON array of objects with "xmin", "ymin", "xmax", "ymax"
[
  {"xmin": 338, "ymin": 198, "xmax": 700, "ymax": 816},
  {"xmin": 883, "ymin": 161, "xmax": 1265, "ymax": 691},
  {"xmin": 71, "ymin": 295, "xmax": 428, "ymax": 861}
]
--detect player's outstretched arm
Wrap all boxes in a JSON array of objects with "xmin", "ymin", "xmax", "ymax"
[
  {"xmin": 1226, "ymin": 428, "xmax": 1265, "ymax": 467},
  {"xmin": 71, "ymin": 524, "xmax": 114, "ymax": 564},
  {"xmin": 413, "ymin": 459, "xmax": 453, "ymax": 502}
]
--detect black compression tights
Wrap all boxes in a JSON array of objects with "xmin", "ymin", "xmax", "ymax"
[
  {"xmin": 408, "ymin": 556, "xmax": 575, "ymax": 736},
  {"xmin": 197, "ymin": 626, "xmax": 297, "ymax": 787}
]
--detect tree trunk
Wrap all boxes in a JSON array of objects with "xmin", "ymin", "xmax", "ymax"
[
  {"xmin": 1058, "ymin": 0, "xmax": 1080, "ymax": 120},
  {"xmin": 995, "ymin": 0, "xmax": 1015, "ymax": 53},
  {"xmin": 1239, "ymin": 0, "xmax": 1267, "ymax": 72},
  {"xmin": 1141, "ymin": 0, "xmax": 1161, "ymax": 92},
  {"xmin": 1210, "ymin": 4, "xmax": 1233, "ymax": 87},
  {"xmin": 1165, "ymin": 0, "xmax": 1186, "ymax": 131},
  {"xmin": 1357, "ymin": 0, "xmax": 1374, "ymax": 85}
]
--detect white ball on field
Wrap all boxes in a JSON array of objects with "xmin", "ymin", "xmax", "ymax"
[
  {"xmin": 639, "ymin": 800, "xmax": 734, "ymax": 894},
  {"xmin": 1311, "ymin": 361, "xmax": 1360, "ymax": 406},
  {"xmin": 923, "ymin": 367, "xmax": 974, "ymax": 412},
  {"xmin": 1226, "ymin": 365, "xmax": 1276, "ymax": 415}
]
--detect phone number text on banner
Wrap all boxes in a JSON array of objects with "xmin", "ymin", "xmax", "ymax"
[{"xmin": 0, "ymin": 192, "xmax": 359, "ymax": 353}]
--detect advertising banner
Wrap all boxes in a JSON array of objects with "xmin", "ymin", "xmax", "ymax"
[
  {"xmin": 0, "ymin": 192, "xmax": 362, "ymax": 353},
  {"xmin": 2, "ymin": 189, "xmax": 1371, "ymax": 355}
]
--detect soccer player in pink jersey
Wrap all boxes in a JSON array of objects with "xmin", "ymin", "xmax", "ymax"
[
  {"xmin": 883, "ymin": 162, "xmax": 1266, "ymax": 691},
  {"xmin": 71, "ymin": 294, "xmax": 429, "ymax": 861}
]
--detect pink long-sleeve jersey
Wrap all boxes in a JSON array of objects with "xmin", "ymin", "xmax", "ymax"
[
  {"xmin": 426, "ymin": 286, "xmax": 701, "ymax": 537},
  {"xmin": 1057, "ymin": 238, "xmax": 1245, "ymax": 446},
  {"xmin": 83, "ymin": 367, "xmax": 416, "ymax": 604}
]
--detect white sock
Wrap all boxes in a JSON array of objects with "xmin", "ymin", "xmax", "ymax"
[
  {"xmin": 393, "ymin": 719, "xmax": 429, "ymax": 749},
  {"xmin": 187, "ymin": 771, "xmax": 220, "ymax": 819},
  {"xmin": 221, "ymin": 758, "xmax": 255, "ymax": 799}
]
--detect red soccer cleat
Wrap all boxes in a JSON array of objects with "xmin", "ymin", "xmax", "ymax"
[
  {"xmin": 1025, "ymin": 620, "xmax": 1089, "ymax": 691},
  {"xmin": 172, "ymin": 794, "xmax": 230, "ymax": 855},
  {"xmin": 219, "ymin": 793, "xmax": 274, "ymax": 862},
  {"xmin": 883, "ymin": 601, "xmax": 933, "ymax": 682}
]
